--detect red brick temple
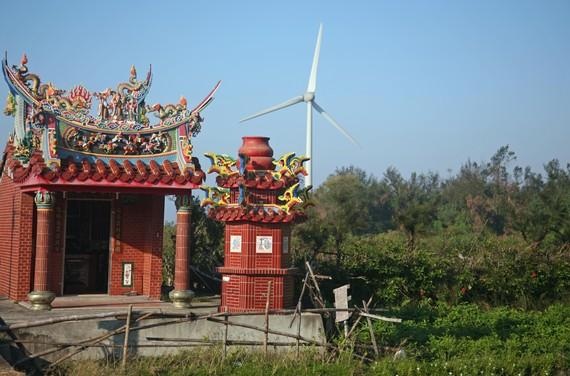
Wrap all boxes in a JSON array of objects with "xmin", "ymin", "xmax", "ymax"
[
  {"xmin": 202, "ymin": 137, "xmax": 311, "ymax": 312},
  {"xmin": 0, "ymin": 54, "xmax": 220, "ymax": 310}
]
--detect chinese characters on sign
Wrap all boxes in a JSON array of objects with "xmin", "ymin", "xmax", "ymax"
[
  {"xmin": 230, "ymin": 235, "xmax": 242, "ymax": 253},
  {"xmin": 256, "ymin": 236, "xmax": 273, "ymax": 253},
  {"xmin": 122, "ymin": 262, "xmax": 133, "ymax": 287}
]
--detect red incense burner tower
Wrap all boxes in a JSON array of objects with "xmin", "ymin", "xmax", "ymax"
[{"xmin": 202, "ymin": 136, "xmax": 310, "ymax": 312}]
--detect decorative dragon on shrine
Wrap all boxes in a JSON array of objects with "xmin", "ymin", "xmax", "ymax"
[
  {"xmin": 272, "ymin": 152, "xmax": 310, "ymax": 180},
  {"xmin": 201, "ymin": 147, "xmax": 312, "ymax": 219},
  {"xmin": 200, "ymin": 186, "xmax": 231, "ymax": 207},
  {"xmin": 2, "ymin": 53, "xmax": 221, "ymax": 166},
  {"xmin": 203, "ymin": 153, "xmax": 239, "ymax": 177}
]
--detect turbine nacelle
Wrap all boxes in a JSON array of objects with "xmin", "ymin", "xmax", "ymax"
[{"xmin": 303, "ymin": 92, "xmax": 315, "ymax": 102}]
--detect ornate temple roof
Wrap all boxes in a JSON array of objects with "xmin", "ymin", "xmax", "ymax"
[{"xmin": 2, "ymin": 53, "xmax": 219, "ymax": 191}]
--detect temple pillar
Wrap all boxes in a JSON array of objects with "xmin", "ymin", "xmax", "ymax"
[
  {"xmin": 169, "ymin": 194, "xmax": 194, "ymax": 308},
  {"xmin": 28, "ymin": 191, "xmax": 56, "ymax": 310}
]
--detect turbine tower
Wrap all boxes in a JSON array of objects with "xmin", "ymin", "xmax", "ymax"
[{"xmin": 240, "ymin": 24, "xmax": 358, "ymax": 187}]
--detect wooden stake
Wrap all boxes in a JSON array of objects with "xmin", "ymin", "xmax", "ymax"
[
  {"xmin": 0, "ymin": 310, "xmax": 134, "ymax": 331},
  {"xmin": 264, "ymin": 280, "xmax": 272, "ymax": 356},
  {"xmin": 122, "ymin": 304, "xmax": 133, "ymax": 368},
  {"xmin": 346, "ymin": 315, "xmax": 363, "ymax": 338},
  {"xmin": 289, "ymin": 271, "xmax": 309, "ymax": 328},
  {"xmin": 205, "ymin": 317, "xmax": 374, "ymax": 363},
  {"xmin": 362, "ymin": 299, "xmax": 379, "ymax": 357},
  {"xmin": 0, "ymin": 315, "xmax": 41, "ymax": 374},
  {"xmin": 296, "ymin": 308, "xmax": 302, "ymax": 359},
  {"xmin": 223, "ymin": 308, "xmax": 229, "ymax": 359},
  {"xmin": 49, "ymin": 311, "xmax": 155, "ymax": 368},
  {"xmin": 358, "ymin": 311, "xmax": 402, "ymax": 323},
  {"xmin": 305, "ymin": 262, "xmax": 325, "ymax": 308}
]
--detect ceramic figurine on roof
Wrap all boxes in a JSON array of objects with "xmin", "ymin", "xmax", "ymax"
[
  {"xmin": 201, "ymin": 136, "xmax": 311, "ymax": 223},
  {"xmin": 2, "ymin": 53, "xmax": 220, "ymax": 186}
]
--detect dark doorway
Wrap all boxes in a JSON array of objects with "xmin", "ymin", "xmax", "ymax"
[{"xmin": 64, "ymin": 200, "xmax": 111, "ymax": 294}]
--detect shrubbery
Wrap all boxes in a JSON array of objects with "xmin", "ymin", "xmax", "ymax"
[{"xmin": 331, "ymin": 232, "xmax": 570, "ymax": 309}]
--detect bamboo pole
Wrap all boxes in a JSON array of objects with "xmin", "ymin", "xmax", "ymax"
[
  {"xmin": 346, "ymin": 315, "xmax": 363, "ymax": 338},
  {"xmin": 33, "ymin": 310, "xmax": 228, "ymax": 365},
  {"xmin": 0, "ymin": 311, "xmax": 134, "ymax": 331},
  {"xmin": 357, "ymin": 311, "xmax": 402, "ymax": 323},
  {"xmin": 305, "ymin": 262, "xmax": 325, "ymax": 308},
  {"xmin": 207, "ymin": 316, "xmax": 323, "ymax": 349},
  {"xmin": 264, "ymin": 281, "xmax": 272, "ymax": 356},
  {"xmin": 49, "ymin": 311, "xmax": 155, "ymax": 368},
  {"xmin": 223, "ymin": 308, "xmax": 229, "ymax": 359},
  {"xmin": 0, "ymin": 315, "xmax": 41, "ymax": 374},
  {"xmin": 289, "ymin": 271, "xmax": 309, "ymax": 328},
  {"xmin": 10, "ymin": 338, "xmax": 399, "ymax": 351},
  {"xmin": 148, "ymin": 337, "xmax": 319, "ymax": 347},
  {"xmin": 362, "ymin": 299, "xmax": 379, "ymax": 357},
  {"xmin": 296, "ymin": 307, "xmax": 302, "ymax": 359},
  {"xmin": 0, "ymin": 307, "xmax": 391, "ymax": 333},
  {"xmin": 122, "ymin": 304, "xmax": 133, "ymax": 368}
]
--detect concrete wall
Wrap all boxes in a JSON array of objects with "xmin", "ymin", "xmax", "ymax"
[{"xmin": 10, "ymin": 313, "xmax": 325, "ymax": 361}]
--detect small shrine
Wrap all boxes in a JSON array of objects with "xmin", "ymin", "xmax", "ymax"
[
  {"xmin": 0, "ymin": 54, "xmax": 220, "ymax": 309},
  {"xmin": 201, "ymin": 136, "xmax": 311, "ymax": 312}
]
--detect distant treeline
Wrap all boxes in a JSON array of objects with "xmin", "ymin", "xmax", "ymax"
[{"xmin": 292, "ymin": 146, "xmax": 570, "ymax": 309}]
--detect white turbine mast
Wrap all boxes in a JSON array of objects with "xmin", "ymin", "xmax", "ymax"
[{"xmin": 240, "ymin": 23, "xmax": 358, "ymax": 187}]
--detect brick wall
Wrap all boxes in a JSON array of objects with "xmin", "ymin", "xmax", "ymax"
[
  {"xmin": 0, "ymin": 177, "xmax": 166, "ymax": 300},
  {"xmin": 219, "ymin": 222, "xmax": 296, "ymax": 312},
  {"xmin": 0, "ymin": 173, "xmax": 34, "ymax": 301},
  {"xmin": 220, "ymin": 274, "xmax": 295, "ymax": 312},
  {"xmin": 109, "ymin": 194, "xmax": 164, "ymax": 299}
]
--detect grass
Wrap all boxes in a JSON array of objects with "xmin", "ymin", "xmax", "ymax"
[{"xmin": 39, "ymin": 304, "xmax": 570, "ymax": 375}]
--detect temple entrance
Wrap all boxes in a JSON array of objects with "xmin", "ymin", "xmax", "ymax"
[{"xmin": 63, "ymin": 200, "xmax": 111, "ymax": 295}]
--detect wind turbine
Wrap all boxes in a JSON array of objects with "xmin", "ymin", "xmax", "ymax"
[{"xmin": 240, "ymin": 24, "xmax": 358, "ymax": 187}]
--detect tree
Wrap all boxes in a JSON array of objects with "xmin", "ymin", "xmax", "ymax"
[
  {"xmin": 384, "ymin": 168, "xmax": 441, "ymax": 249},
  {"xmin": 292, "ymin": 166, "xmax": 392, "ymax": 266}
]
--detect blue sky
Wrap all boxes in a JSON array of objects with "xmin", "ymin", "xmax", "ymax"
[{"xmin": 1, "ymin": 1, "xmax": 569, "ymax": 221}]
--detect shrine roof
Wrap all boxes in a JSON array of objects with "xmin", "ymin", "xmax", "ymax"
[
  {"xmin": 1, "ymin": 142, "xmax": 205, "ymax": 193},
  {"xmin": 3, "ymin": 54, "xmax": 220, "ymax": 134},
  {"xmin": 2, "ymin": 53, "xmax": 219, "ymax": 191},
  {"xmin": 207, "ymin": 205, "xmax": 306, "ymax": 223}
]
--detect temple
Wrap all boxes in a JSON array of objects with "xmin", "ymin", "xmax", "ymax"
[{"xmin": 0, "ymin": 54, "xmax": 220, "ymax": 309}]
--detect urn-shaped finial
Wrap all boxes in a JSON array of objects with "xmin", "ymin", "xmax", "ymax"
[{"xmin": 238, "ymin": 136, "xmax": 274, "ymax": 171}]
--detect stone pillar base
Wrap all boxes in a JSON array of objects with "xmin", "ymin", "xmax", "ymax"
[
  {"xmin": 169, "ymin": 289, "xmax": 195, "ymax": 309},
  {"xmin": 28, "ymin": 291, "xmax": 56, "ymax": 311}
]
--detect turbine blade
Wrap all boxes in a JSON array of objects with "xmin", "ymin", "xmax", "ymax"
[
  {"xmin": 306, "ymin": 23, "xmax": 323, "ymax": 93},
  {"xmin": 240, "ymin": 95, "xmax": 304, "ymax": 122},
  {"xmin": 312, "ymin": 101, "xmax": 359, "ymax": 146}
]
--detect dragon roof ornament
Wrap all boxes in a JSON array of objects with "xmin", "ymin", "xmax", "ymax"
[{"xmin": 2, "ymin": 53, "xmax": 221, "ymax": 135}]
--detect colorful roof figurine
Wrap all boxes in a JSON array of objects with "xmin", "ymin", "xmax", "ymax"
[
  {"xmin": 200, "ymin": 136, "xmax": 313, "ymax": 223},
  {"xmin": 1, "ymin": 53, "xmax": 221, "ymax": 192}
]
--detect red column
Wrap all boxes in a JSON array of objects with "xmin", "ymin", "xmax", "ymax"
[
  {"xmin": 174, "ymin": 205, "xmax": 190, "ymax": 290},
  {"xmin": 34, "ymin": 205, "xmax": 53, "ymax": 291},
  {"xmin": 169, "ymin": 194, "xmax": 194, "ymax": 308},
  {"xmin": 28, "ymin": 191, "xmax": 56, "ymax": 310}
]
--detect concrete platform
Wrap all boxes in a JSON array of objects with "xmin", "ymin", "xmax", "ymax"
[{"xmin": 0, "ymin": 297, "xmax": 326, "ymax": 370}]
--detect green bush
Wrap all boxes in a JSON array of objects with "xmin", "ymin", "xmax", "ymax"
[{"xmin": 336, "ymin": 232, "xmax": 570, "ymax": 309}]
